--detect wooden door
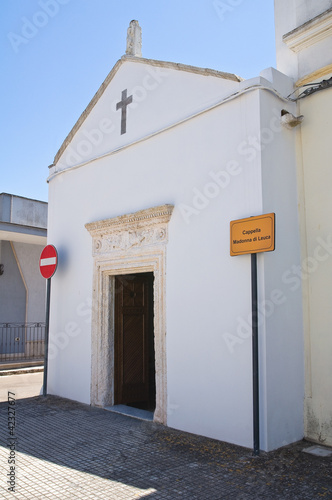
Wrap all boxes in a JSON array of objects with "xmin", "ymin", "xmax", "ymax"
[{"xmin": 114, "ymin": 273, "xmax": 154, "ymax": 408}]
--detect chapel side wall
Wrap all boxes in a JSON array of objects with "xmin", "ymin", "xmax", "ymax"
[
  {"xmin": 299, "ymin": 86, "xmax": 332, "ymax": 447},
  {"xmin": 165, "ymin": 90, "xmax": 264, "ymax": 450},
  {"xmin": 259, "ymin": 89, "xmax": 304, "ymax": 451}
]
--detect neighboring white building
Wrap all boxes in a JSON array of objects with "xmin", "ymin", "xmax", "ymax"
[
  {"xmin": 0, "ymin": 193, "xmax": 47, "ymax": 324},
  {"xmin": 0, "ymin": 193, "xmax": 47, "ymax": 360},
  {"xmin": 46, "ymin": 14, "xmax": 308, "ymax": 452},
  {"xmin": 275, "ymin": 0, "xmax": 332, "ymax": 447}
]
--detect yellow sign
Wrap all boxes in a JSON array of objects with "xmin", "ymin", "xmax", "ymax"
[{"xmin": 230, "ymin": 213, "xmax": 275, "ymax": 256}]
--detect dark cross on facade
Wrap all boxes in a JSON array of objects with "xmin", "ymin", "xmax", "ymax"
[{"xmin": 116, "ymin": 89, "xmax": 133, "ymax": 135}]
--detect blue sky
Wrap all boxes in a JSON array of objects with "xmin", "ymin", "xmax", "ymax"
[{"xmin": 1, "ymin": 0, "xmax": 275, "ymax": 202}]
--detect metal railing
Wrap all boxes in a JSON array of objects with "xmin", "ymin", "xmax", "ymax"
[{"xmin": 0, "ymin": 323, "xmax": 45, "ymax": 362}]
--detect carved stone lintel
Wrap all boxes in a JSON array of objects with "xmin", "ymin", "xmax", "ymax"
[
  {"xmin": 86, "ymin": 204, "xmax": 173, "ymax": 234},
  {"xmin": 93, "ymin": 227, "xmax": 167, "ymax": 254},
  {"xmin": 86, "ymin": 204, "xmax": 174, "ymax": 255}
]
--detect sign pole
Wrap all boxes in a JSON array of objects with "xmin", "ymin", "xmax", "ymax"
[
  {"xmin": 43, "ymin": 277, "xmax": 51, "ymax": 397},
  {"xmin": 251, "ymin": 252, "xmax": 259, "ymax": 456},
  {"xmin": 230, "ymin": 213, "xmax": 275, "ymax": 457},
  {"xmin": 39, "ymin": 244, "xmax": 58, "ymax": 398}
]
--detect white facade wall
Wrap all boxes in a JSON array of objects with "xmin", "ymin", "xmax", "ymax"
[{"xmin": 47, "ymin": 59, "xmax": 304, "ymax": 451}]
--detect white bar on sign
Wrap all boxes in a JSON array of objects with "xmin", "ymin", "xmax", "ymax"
[{"xmin": 40, "ymin": 257, "xmax": 56, "ymax": 266}]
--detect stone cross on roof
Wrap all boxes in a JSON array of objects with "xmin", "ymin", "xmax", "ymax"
[{"xmin": 126, "ymin": 20, "xmax": 142, "ymax": 57}]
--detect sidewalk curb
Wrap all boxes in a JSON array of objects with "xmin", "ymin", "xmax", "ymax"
[{"xmin": 0, "ymin": 367, "xmax": 44, "ymax": 376}]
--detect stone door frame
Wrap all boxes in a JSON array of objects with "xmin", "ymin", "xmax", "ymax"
[{"xmin": 85, "ymin": 204, "xmax": 173, "ymax": 424}]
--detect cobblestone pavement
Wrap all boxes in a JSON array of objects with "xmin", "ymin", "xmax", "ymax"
[{"xmin": 0, "ymin": 395, "xmax": 331, "ymax": 499}]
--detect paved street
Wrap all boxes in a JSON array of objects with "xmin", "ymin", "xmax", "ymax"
[
  {"xmin": 0, "ymin": 395, "xmax": 331, "ymax": 499},
  {"xmin": 0, "ymin": 372, "xmax": 43, "ymax": 402}
]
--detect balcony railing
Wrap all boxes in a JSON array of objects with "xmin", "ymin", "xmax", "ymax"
[{"xmin": 0, "ymin": 323, "xmax": 45, "ymax": 362}]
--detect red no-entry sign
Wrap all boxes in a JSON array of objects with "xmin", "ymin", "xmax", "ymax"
[
  {"xmin": 39, "ymin": 245, "xmax": 58, "ymax": 279},
  {"xmin": 40, "ymin": 245, "xmax": 58, "ymax": 397}
]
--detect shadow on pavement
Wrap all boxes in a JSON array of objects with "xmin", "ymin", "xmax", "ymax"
[{"xmin": 0, "ymin": 395, "xmax": 331, "ymax": 499}]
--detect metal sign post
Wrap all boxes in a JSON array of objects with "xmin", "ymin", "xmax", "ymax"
[
  {"xmin": 230, "ymin": 213, "xmax": 275, "ymax": 456},
  {"xmin": 43, "ymin": 278, "xmax": 51, "ymax": 397},
  {"xmin": 251, "ymin": 252, "xmax": 259, "ymax": 455},
  {"xmin": 39, "ymin": 245, "xmax": 58, "ymax": 397}
]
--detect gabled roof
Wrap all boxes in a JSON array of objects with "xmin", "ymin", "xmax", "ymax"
[{"xmin": 52, "ymin": 55, "xmax": 241, "ymax": 166}]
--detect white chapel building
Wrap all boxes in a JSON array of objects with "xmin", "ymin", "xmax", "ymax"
[{"xmin": 46, "ymin": 1, "xmax": 332, "ymax": 452}]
